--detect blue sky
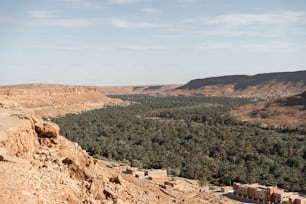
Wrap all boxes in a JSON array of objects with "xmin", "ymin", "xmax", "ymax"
[{"xmin": 1, "ymin": 0, "xmax": 306, "ymax": 86}]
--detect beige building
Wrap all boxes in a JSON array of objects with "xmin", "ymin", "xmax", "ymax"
[
  {"xmin": 145, "ymin": 169, "xmax": 167, "ymax": 179},
  {"xmin": 236, "ymin": 184, "xmax": 248, "ymax": 197},
  {"xmin": 233, "ymin": 183, "xmax": 306, "ymax": 204},
  {"xmin": 255, "ymin": 189, "xmax": 268, "ymax": 202},
  {"xmin": 273, "ymin": 191, "xmax": 292, "ymax": 203},
  {"xmin": 247, "ymin": 186, "xmax": 257, "ymax": 200}
]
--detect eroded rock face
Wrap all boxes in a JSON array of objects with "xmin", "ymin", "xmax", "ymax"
[
  {"xmin": 34, "ymin": 120, "xmax": 59, "ymax": 146},
  {"xmin": 35, "ymin": 121, "xmax": 59, "ymax": 138}
]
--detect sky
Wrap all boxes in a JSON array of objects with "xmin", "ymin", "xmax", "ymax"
[{"xmin": 1, "ymin": 0, "xmax": 306, "ymax": 86}]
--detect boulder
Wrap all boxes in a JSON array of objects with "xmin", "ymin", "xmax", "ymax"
[{"xmin": 35, "ymin": 121, "xmax": 59, "ymax": 139}]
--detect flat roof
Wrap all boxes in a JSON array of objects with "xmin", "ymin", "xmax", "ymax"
[{"xmin": 241, "ymin": 183, "xmax": 269, "ymax": 189}]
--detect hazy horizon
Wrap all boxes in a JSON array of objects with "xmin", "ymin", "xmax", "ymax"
[
  {"xmin": 1, "ymin": 0, "xmax": 306, "ymax": 86},
  {"xmin": 1, "ymin": 69, "xmax": 306, "ymax": 87}
]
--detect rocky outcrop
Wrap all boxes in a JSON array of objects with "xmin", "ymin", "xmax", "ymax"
[
  {"xmin": 0, "ymin": 111, "xmax": 101, "ymax": 202},
  {"xmin": 0, "ymin": 110, "xmax": 238, "ymax": 203}
]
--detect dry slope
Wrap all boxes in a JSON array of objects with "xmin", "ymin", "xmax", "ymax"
[
  {"xmin": 0, "ymin": 84, "xmax": 123, "ymax": 117},
  {"xmin": 96, "ymin": 71, "xmax": 306, "ymax": 98},
  {"xmin": 97, "ymin": 84, "xmax": 181, "ymax": 96},
  {"xmin": 232, "ymin": 91, "xmax": 306, "ymax": 130},
  {"xmin": 172, "ymin": 70, "xmax": 306, "ymax": 98}
]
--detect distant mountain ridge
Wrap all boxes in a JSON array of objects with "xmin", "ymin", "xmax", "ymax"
[{"xmin": 178, "ymin": 70, "xmax": 306, "ymax": 90}]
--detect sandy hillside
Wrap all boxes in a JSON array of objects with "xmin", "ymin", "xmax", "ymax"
[{"xmin": 232, "ymin": 91, "xmax": 306, "ymax": 130}]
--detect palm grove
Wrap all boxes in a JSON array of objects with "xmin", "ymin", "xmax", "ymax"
[{"xmin": 52, "ymin": 95, "xmax": 306, "ymax": 192}]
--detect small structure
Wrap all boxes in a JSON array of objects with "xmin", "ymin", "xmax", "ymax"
[
  {"xmin": 123, "ymin": 168, "xmax": 167, "ymax": 180},
  {"xmin": 233, "ymin": 183, "xmax": 277, "ymax": 204},
  {"xmin": 145, "ymin": 169, "xmax": 167, "ymax": 179},
  {"xmin": 232, "ymin": 183, "xmax": 306, "ymax": 204}
]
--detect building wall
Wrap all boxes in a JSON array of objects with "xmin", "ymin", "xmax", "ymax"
[
  {"xmin": 237, "ymin": 186, "xmax": 248, "ymax": 197},
  {"xmin": 267, "ymin": 187, "xmax": 277, "ymax": 202},
  {"xmin": 233, "ymin": 183, "xmax": 240, "ymax": 192},
  {"xmin": 233, "ymin": 183, "xmax": 305, "ymax": 204},
  {"xmin": 247, "ymin": 187, "xmax": 257, "ymax": 199},
  {"xmin": 273, "ymin": 192, "xmax": 291, "ymax": 203},
  {"xmin": 255, "ymin": 190, "xmax": 267, "ymax": 201},
  {"xmin": 146, "ymin": 169, "xmax": 167, "ymax": 178}
]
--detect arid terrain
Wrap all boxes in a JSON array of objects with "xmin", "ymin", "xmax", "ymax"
[
  {"xmin": 232, "ymin": 91, "xmax": 306, "ymax": 130},
  {"xmin": 0, "ymin": 84, "xmax": 124, "ymax": 118},
  {"xmin": 98, "ymin": 71, "xmax": 306, "ymax": 99},
  {"xmin": 173, "ymin": 71, "xmax": 306, "ymax": 98},
  {"xmin": 1, "ymin": 70, "xmax": 305, "ymax": 203},
  {"xmin": 96, "ymin": 84, "xmax": 181, "ymax": 96},
  {"xmin": 0, "ymin": 84, "xmax": 238, "ymax": 204}
]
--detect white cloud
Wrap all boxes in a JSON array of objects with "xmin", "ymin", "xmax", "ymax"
[
  {"xmin": 178, "ymin": 0, "xmax": 198, "ymax": 3},
  {"xmin": 153, "ymin": 34, "xmax": 180, "ymax": 38},
  {"xmin": 31, "ymin": 44, "xmax": 86, "ymax": 51},
  {"xmin": 195, "ymin": 30, "xmax": 275, "ymax": 37},
  {"xmin": 198, "ymin": 41, "xmax": 306, "ymax": 52},
  {"xmin": 31, "ymin": 43, "xmax": 168, "ymax": 52},
  {"xmin": 108, "ymin": 0, "xmax": 148, "ymax": 4},
  {"xmin": 108, "ymin": 18, "xmax": 161, "ymax": 29},
  {"xmin": 27, "ymin": 10, "xmax": 163, "ymax": 28},
  {"xmin": 28, "ymin": 10, "xmax": 57, "ymax": 18},
  {"xmin": 54, "ymin": 0, "xmax": 102, "ymax": 9},
  {"xmin": 141, "ymin": 8, "xmax": 160, "ymax": 14},
  {"xmin": 27, "ymin": 10, "xmax": 104, "ymax": 27},
  {"xmin": 209, "ymin": 11, "xmax": 306, "ymax": 26},
  {"xmin": 119, "ymin": 44, "xmax": 167, "ymax": 51},
  {"xmin": 29, "ymin": 18, "xmax": 104, "ymax": 27},
  {"xmin": 184, "ymin": 11, "xmax": 306, "ymax": 26}
]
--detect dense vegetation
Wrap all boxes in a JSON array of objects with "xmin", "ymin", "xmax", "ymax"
[{"xmin": 52, "ymin": 95, "xmax": 306, "ymax": 192}]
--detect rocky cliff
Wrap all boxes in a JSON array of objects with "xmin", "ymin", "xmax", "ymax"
[
  {"xmin": 0, "ymin": 84, "xmax": 123, "ymax": 117},
  {"xmin": 171, "ymin": 70, "xmax": 306, "ymax": 98},
  {"xmin": 0, "ymin": 110, "xmax": 168, "ymax": 203}
]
